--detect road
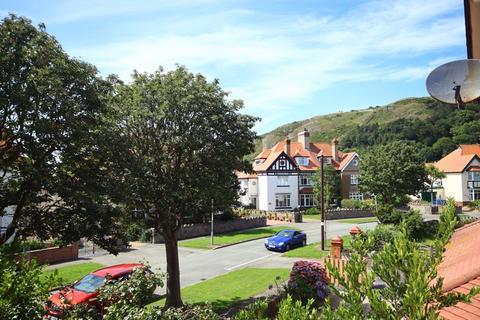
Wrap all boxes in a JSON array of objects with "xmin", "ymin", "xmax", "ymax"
[{"xmin": 71, "ymin": 219, "xmax": 377, "ymax": 295}]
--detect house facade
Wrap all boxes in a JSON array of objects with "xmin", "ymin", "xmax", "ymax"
[
  {"xmin": 237, "ymin": 129, "xmax": 361, "ymax": 211},
  {"xmin": 434, "ymin": 144, "xmax": 480, "ymax": 205}
]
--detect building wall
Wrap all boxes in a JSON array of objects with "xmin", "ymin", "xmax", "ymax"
[
  {"xmin": 258, "ymin": 174, "xmax": 298, "ymax": 211},
  {"xmin": 443, "ymin": 173, "xmax": 465, "ymax": 203},
  {"xmin": 340, "ymin": 155, "xmax": 360, "ymax": 199}
]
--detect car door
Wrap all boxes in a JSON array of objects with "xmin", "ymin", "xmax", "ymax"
[{"xmin": 293, "ymin": 231, "xmax": 301, "ymax": 246}]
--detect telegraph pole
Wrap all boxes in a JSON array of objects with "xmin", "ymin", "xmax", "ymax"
[{"xmin": 320, "ymin": 155, "xmax": 325, "ymax": 251}]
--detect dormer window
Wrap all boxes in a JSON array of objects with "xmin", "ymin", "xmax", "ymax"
[{"xmin": 296, "ymin": 157, "xmax": 309, "ymax": 166}]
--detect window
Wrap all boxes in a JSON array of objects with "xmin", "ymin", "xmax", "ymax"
[
  {"xmin": 300, "ymin": 194, "xmax": 314, "ymax": 207},
  {"xmin": 469, "ymin": 188, "xmax": 480, "ymax": 201},
  {"xmin": 350, "ymin": 174, "xmax": 359, "ymax": 185},
  {"xmin": 279, "ymin": 159, "xmax": 286, "ymax": 167},
  {"xmin": 296, "ymin": 157, "xmax": 309, "ymax": 166},
  {"xmin": 277, "ymin": 176, "xmax": 289, "ymax": 186},
  {"xmin": 299, "ymin": 175, "xmax": 312, "ymax": 186},
  {"xmin": 275, "ymin": 194, "xmax": 291, "ymax": 208},
  {"xmin": 352, "ymin": 159, "xmax": 359, "ymax": 166},
  {"xmin": 324, "ymin": 157, "xmax": 332, "ymax": 164},
  {"xmin": 468, "ymin": 172, "xmax": 480, "ymax": 181},
  {"xmin": 349, "ymin": 192, "xmax": 364, "ymax": 200},
  {"xmin": 255, "ymin": 159, "xmax": 264, "ymax": 165}
]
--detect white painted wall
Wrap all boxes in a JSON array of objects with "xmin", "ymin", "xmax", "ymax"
[
  {"xmin": 442, "ymin": 173, "xmax": 467, "ymax": 203},
  {"xmin": 258, "ymin": 175, "xmax": 269, "ymax": 210}
]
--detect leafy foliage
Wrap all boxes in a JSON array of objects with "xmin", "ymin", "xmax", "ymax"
[
  {"xmin": 234, "ymin": 299, "xmax": 269, "ymax": 320},
  {"xmin": 304, "ymin": 208, "xmax": 319, "ymax": 215},
  {"xmin": 320, "ymin": 199, "xmax": 480, "ymax": 319},
  {"xmin": 286, "ymin": 261, "xmax": 329, "ymax": 306},
  {"xmin": 340, "ymin": 199, "xmax": 374, "ymax": 209},
  {"xmin": 0, "ymin": 251, "xmax": 56, "ymax": 320},
  {"xmin": 0, "ymin": 15, "xmax": 125, "ymax": 251},
  {"xmin": 360, "ymin": 141, "xmax": 427, "ymax": 207},
  {"xmin": 104, "ymin": 66, "xmax": 258, "ymax": 307}
]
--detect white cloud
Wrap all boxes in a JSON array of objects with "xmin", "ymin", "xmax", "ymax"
[{"xmin": 64, "ymin": 0, "xmax": 465, "ymax": 133}]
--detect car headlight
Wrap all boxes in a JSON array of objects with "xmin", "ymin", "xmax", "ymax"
[
  {"xmin": 265, "ymin": 239, "xmax": 268, "ymax": 244},
  {"xmin": 278, "ymin": 242, "xmax": 284, "ymax": 246}
]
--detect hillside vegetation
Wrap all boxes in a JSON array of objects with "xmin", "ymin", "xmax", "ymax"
[{"xmin": 254, "ymin": 97, "xmax": 480, "ymax": 162}]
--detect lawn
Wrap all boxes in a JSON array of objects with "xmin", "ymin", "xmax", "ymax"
[
  {"xmin": 41, "ymin": 262, "xmax": 105, "ymax": 287},
  {"xmin": 283, "ymin": 236, "xmax": 352, "ymax": 259},
  {"xmin": 337, "ymin": 217, "xmax": 378, "ymax": 224},
  {"xmin": 179, "ymin": 226, "xmax": 298, "ymax": 249},
  {"xmin": 148, "ymin": 267, "xmax": 289, "ymax": 311},
  {"xmin": 303, "ymin": 215, "xmax": 378, "ymax": 224}
]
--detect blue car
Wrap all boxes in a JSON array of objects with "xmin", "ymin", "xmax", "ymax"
[{"xmin": 264, "ymin": 229, "xmax": 307, "ymax": 252}]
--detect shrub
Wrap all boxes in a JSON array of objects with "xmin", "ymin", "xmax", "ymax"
[
  {"xmin": 375, "ymin": 205, "xmax": 402, "ymax": 224},
  {"xmin": 277, "ymin": 295, "xmax": 317, "ymax": 320},
  {"xmin": 234, "ymin": 299, "xmax": 269, "ymax": 320},
  {"xmin": 125, "ymin": 223, "xmax": 145, "ymax": 242},
  {"xmin": 305, "ymin": 208, "xmax": 319, "ymax": 215},
  {"xmin": 361, "ymin": 224, "xmax": 398, "ymax": 251},
  {"xmin": 140, "ymin": 229, "xmax": 153, "ymax": 243},
  {"xmin": 341, "ymin": 199, "xmax": 359, "ymax": 209},
  {"xmin": 455, "ymin": 216, "xmax": 479, "ymax": 229},
  {"xmin": 402, "ymin": 210, "xmax": 424, "ymax": 240},
  {"xmin": 469, "ymin": 200, "xmax": 480, "ymax": 210},
  {"xmin": 286, "ymin": 261, "xmax": 329, "ymax": 306}
]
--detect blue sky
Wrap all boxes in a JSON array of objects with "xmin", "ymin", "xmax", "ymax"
[{"xmin": 1, "ymin": 0, "xmax": 467, "ymax": 134}]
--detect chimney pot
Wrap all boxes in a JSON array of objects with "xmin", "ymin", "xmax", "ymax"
[
  {"xmin": 284, "ymin": 138, "xmax": 291, "ymax": 155},
  {"xmin": 331, "ymin": 138, "xmax": 339, "ymax": 161}
]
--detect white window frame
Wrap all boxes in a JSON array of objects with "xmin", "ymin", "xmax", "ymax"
[
  {"xmin": 296, "ymin": 157, "xmax": 309, "ymax": 166},
  {"xmin": 275, "ymin": 193, "xmax": 291, "ymax": 208},
  {"xmin": 349, "ymin": 192, "xmax": 364, "ymax": 200},
  {"xmin": 469, "ymin": 188, "xmax": 480, "ymax": 201},
  {"xmin": 299, "ymin": 175, "xmax": 312, "ymax": 186},
  {"xmin": 300, "ymin": 194, "xmax": 314, "ymax": 207},
  {"xmin": 350, "ymin": 174, "xmax": 359, "ymax": 185},
  {"xmin": 277, "ymin": 176, "xmax": 289, "ymax": 186}
]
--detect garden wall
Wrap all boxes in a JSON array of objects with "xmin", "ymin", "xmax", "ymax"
[
  {"xmin": 408, "ymin": 203, "xmax": 439, "ymax": 215},
  {"xmin": 325, "ymin": 208, "xmax": 375, "ymax": 220},
  {"xmin": 153, "ymin": 216, "xmax": 267, "ymax": 243},
  {"xmin": 21, "ymin": 242, "xmax": 79, "ymax": 265}
]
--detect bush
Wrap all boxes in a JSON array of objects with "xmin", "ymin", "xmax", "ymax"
[
  {"xmin": 125, "ymin": 223, "xmax": 145, "ymax": 242},
  {"xmin": 402, "ymin": 210, "xmax": 424, "ymax": 240},
  {"xmin": 375, "ymin": 205, "xmax": 402, "ymax": 224},
  {"xmin": 304, "ymin": 208, "xmax": 319, "ymax": 215},
  {"xmin": 341, "ymin": 199, "xmax": 374, "ymax": 209},
  {"xmin": 277, "ymin": 295, "xmax": 317, "ymax": 320},
  {"xmin": 361, "ymin": 224, "xmax": 398, "ymax": 251},
  {"xmin": 469, "ymin": 200, "xmax": 480, "ymax": 210},
  {"xmin": 140, "ymin": 229, "xmax": 153, "ymax": 243},
  {"xmin": 286, "ymin": 261, "xmax": 329, "ymax": 306},
  {"xmin": 234, "ymin": 299, "xmax": 269, "ymax": 320},
  {"xmin": 455, "ymin": 216, "xmax": 479, "ymax": 229}
]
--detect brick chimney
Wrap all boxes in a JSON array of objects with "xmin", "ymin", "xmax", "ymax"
[
  {"xmin": 298, "ymin": 128, "xmax": 310, "ymax": 150},
  {"xmin": 284, "ymin": 137, "xmax": 291, "ymax": 155},
  {"xmin": 331, "ymin": 138, "xmax": 339, "ymax": 161}
]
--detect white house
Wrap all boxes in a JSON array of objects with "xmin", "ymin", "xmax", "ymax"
[
  {"xmin": 434, "ymin": 144, "xmax": 480, "ymax": 205},
  {"xmin": 237, "ymin": 129, "xmax": 361, "ymax": 211}
]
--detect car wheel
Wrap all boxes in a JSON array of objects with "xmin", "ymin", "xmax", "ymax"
[
  {"xmin": 285, "ymin": 244, "xmax": 290, "ymax": 252},
  {"xmin": 302, "ymin": 239, "xmax": 306, "ymax": 247}
]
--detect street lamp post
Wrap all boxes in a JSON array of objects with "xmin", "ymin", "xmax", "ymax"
[{"xmin": 210, "ymin": 199, "xmax": 214, "ymax": 248}]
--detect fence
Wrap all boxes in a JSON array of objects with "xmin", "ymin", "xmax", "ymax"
[{"xmin": 322, "ymin": 256, "xmax": 347, "ymax": 286}]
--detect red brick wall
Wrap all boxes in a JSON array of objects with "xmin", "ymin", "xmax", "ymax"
[{"xmin": 24, "ymin": 242, "xmax": 79, "ymax": 265}]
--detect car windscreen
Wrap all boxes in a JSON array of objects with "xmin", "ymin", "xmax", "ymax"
[
  {"xmin": 276, "ymin": 230, "xmax": 294, "ymax": 238},
  {"xmin": 73, "ymin": 274, "xmax": 105, "ymax": 293}
]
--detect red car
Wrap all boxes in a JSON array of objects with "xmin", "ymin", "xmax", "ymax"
[{"xmin": 44, "ymin": 263, "xmax": 148, "ymax": 319}]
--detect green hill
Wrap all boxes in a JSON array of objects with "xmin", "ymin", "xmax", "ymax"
[{"xmin": 252, "ymin": 97, "xmax": 480, "ymax": 162}]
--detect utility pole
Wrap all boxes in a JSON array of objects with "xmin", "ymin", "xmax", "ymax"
[
  {"xmin": 210, "ymin": 199, "xmax": 214, "ymax": 248},
  {"xmin": 320, "ymin": 155, "xmax": 325, "ymax": 251}
]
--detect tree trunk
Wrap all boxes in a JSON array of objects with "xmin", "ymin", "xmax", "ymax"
[{"xmin": 163, "ymin": 230, "xmax": 183, "ymax": 308}]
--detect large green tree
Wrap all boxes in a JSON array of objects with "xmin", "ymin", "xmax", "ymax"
[
  {"xmin": 0, "ymin": 15, "xmax": 123, "ymax": 249},
  {"xmin": 105, "ymin": 67, "xmax": 257, "ymax": 307},
  {"xmin": 425, "ymin": 164, "xmax": 446, "ymax": 205},
  {"xmin": 360, "ymin": 141, "xmax": 427, "ymax": 207}
]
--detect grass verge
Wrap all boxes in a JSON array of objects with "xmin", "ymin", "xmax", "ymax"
[
  {"xmin": 148, "ymin": 267, "xmax": 289, "ymax": 311},
  {"xmin": 179, "ymin": 226, "xmax": 298, "ymax": 249},
  {"xmin": 42, "ymin": 262, "xmax": 105, "ymax": 287},
  {"xmin": 282, "ymin": 236, "xmax": 352, "ymax": 259},
  {"xmin": 337, "ymin": 217, "xmax": 378, "ymax": 224}
]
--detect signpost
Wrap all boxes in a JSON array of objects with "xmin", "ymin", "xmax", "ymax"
[
  {"xmin": 211, "ymin": 199, "xmax": 214, "ymax": 248},
  {"xmin": 320, "ymin": 155, "xmax": 325, "ymax": 251}
]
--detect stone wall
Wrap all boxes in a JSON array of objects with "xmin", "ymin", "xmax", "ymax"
[
  {"xmin": 408, "ymin": 203, "xmax": 439, "ymax": 215},
  {"xmin": 325, "ymin": 208, "xmax": 375, "ymax": 220},
  {"xmin": 154, "ymin": 216, "xmax": 267, "ymax": 243},
  {"xmin": 21, "ymin": 242, "xmax": 79, "ymax": 265}
]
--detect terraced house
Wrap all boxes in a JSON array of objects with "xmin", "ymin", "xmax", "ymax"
[{"xmin": 237, "ymin": 129, "xmax": 361, "ymax": 211}]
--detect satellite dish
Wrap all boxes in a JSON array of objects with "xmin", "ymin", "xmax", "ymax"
[{"xmin": 426, "ymin": 59, "xmax": 480, "ymax": 107}]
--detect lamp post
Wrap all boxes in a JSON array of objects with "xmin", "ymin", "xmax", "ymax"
[
  {"xmin": 210, "ymin": 199, "xmax": 214, "ymax": 248},
  {"xmin": 320, "ymin": 155, "xmax": 325, "ymax": 251}
]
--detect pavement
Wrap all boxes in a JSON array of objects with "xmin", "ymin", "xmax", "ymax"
[{"xmin": 49, "ymin": 219, "xmax": 377, "ymax": 295}]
